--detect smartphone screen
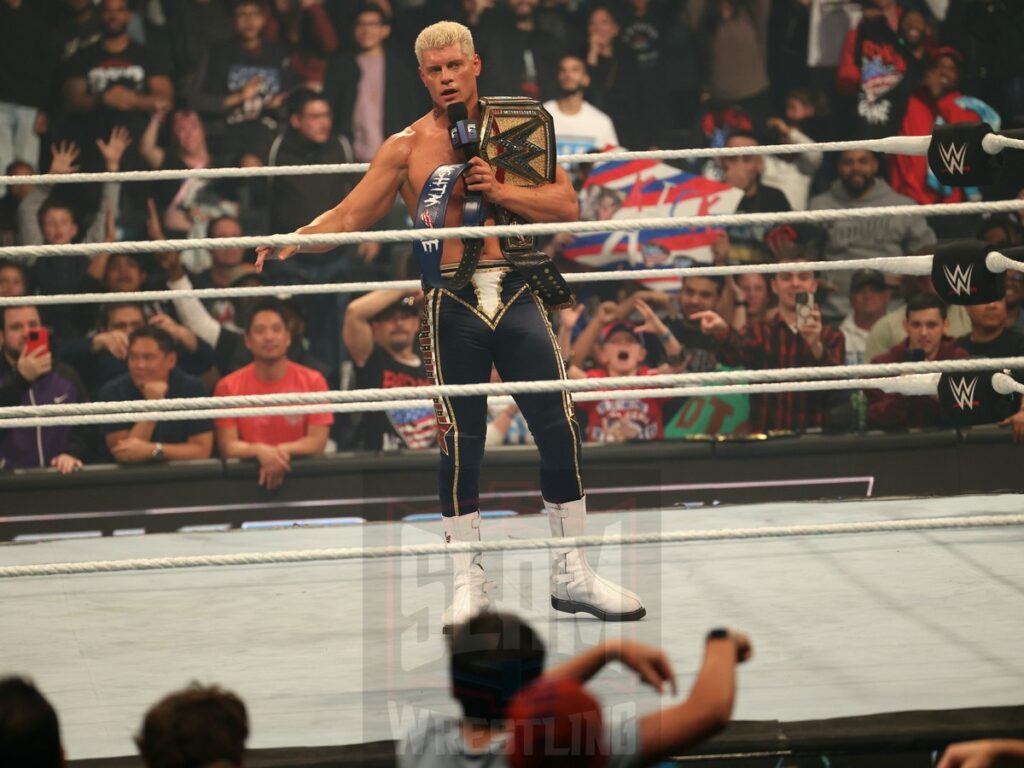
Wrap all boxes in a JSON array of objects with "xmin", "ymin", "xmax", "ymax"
[{"xmin": 794, "ymin": 292, "xmax": 813, "ymax": 328}]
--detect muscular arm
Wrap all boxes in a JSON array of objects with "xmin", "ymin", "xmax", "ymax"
[
  {"xmin": 295, "ymin": 136, "xmax": 408, "ymax": 249},
  {"xmin": 468, "ymin": 158, "xmax": 579, "ymax": 225}
]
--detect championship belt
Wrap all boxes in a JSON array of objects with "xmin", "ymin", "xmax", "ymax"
[{"xmin": 478, "ymin": 96, "xmax": 575, "ymax": 309}]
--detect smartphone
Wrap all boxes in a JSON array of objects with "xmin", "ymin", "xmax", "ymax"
[
  {"xmin": 24, "ymin": 327, "xmax": 49, "ymax": 356},
  {"xmin": 795, "ymin": 292, "xmax": 814, "ymax": 328}
]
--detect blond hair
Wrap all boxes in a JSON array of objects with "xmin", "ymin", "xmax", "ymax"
[{"xmin": 414, "ymin": 21, "xmax": 475, "ymax": 65}]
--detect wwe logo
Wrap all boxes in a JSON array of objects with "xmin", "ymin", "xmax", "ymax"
[
  {"xmin": 939, "ymin": 142, "xmax": 968, "ymax": 176},
  {"xmin": 942, "ymin": 262, "xmax": 974, "ymax": 296},
  {"xmin": 949, "ymin": 376, "xmax": 979, "ymax": 410}
]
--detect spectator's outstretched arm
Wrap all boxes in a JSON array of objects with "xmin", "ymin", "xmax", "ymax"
[
  {"xmin": 938, "ymin": 739, "xmax": 1024, "ymax": 768},
  {"xmin": 637, "ymin": 631, "xmax": 752, "ymax": 766},
  {"xmin": 343, "ymin": 288, "xmax": 416, "ymax": 367},
  {"xmin": 17, "ymin": 141, "xmax": 81, "ymax": 246},
  {"xmin": 140, "ymin": 109, "xmax": 168, "ymax": 169},
  {"xmin": 570, "ymin": 301, "xmax": 619, "ymax": 368},
  {"xmin": 167, "ymin": 273, "xmax": 222, "ymax": 348},
  {"xmin": 545, "ymin": 638, "xmax": 678, "ymax": 694},
  {"xmin": 83, "ymin": 127, "xmax": 130, "ymax": 246}
]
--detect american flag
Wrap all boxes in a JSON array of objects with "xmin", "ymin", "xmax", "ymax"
[
  {"xmin": 387, "ymin": 407, "xmax": 438, "ymax": 450},
  {"xmin": 562, "ymin": 159, "xmax": 743, "ymax": 291}
]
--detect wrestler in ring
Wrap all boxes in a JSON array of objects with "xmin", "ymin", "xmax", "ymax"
[{"xmin": 255, "ymin": 21, "xmax": 645, "ymax": 632}]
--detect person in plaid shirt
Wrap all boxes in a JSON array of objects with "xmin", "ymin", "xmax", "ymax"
[{"xmin": 690, "ymin": 262, "xmax": 845, "ymax": 432}]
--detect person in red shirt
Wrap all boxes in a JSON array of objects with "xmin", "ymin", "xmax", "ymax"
[
  {"xmin": 568, "ymin": 299, "xmax": 683, "ymax": 443},
  {"xmin": 214, "ymin": 298, "xmax": 332, "ymax": 489}
]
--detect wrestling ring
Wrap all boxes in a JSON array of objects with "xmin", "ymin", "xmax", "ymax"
[{"xmin": 1, "ymin": 131, "xmax": 1023, "ymax": 766}]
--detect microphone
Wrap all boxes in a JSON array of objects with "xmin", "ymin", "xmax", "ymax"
[{"xmin": 447, "ymin": 102, "xmax": 479, "ymax": 160}]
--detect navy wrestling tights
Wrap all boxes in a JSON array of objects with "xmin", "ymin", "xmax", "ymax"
[{"xmin": 421, "ymin": 265, "xmax": 583, "ymax": 517}]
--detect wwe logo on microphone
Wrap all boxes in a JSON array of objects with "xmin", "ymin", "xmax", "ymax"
[
  {"xmin": 939, "ymin": 142, "xmax": 968, "ymax": 176},
  {"xmin": 949, "ymin": 376, "xmax": 980, "ymax": 410},
  {"xmin": 942, "ymin": 262, "xmax": 974, "ymax": 296}
]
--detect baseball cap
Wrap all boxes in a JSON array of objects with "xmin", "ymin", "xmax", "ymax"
[
  {"xmin": 372, "ymin": 295, "xmax": 418, "ymax": 321},
  {"xmin": 507, "ymin": 677, "xmax": 607, "ymax": 768},
  {"xmin": 599, "ymin": 322, "xmax": 644, "ymax": 346},
  {"xmin": 849, "ymin": 269, "xmax": 887, "ymax": 292}
]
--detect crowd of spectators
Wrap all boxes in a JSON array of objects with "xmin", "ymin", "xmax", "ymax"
[{"xmin": 2, "ymin": 0, "xmax": 1024, "ymax": 478}]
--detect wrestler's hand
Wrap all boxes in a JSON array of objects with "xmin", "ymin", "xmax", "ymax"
[
  {"xmin": 464, "ymin": 156, "xmax": 503, "ymax": 203},
  {"xmin": 255, "ymin": 244, "xmax": 298, "ymax": 273}
]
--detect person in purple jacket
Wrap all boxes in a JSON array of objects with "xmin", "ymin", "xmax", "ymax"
[{"xmin": 0, "ymin": 305, "xmax": 89, "ymax": 473}]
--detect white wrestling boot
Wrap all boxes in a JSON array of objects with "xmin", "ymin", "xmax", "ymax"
[
  {"xmin": 546, "ymin": 497, "xmax": 646, "ymax": 621},
  {"xmin": 442, "ymin": 512, "xmax": 495, "ymax": 635}
]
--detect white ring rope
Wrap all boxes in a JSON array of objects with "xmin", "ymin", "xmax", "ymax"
[
  {"xmin": 4, "ymin": 199, "xmax": 1024, "ymax": 262},
  {"xmin": 3, "ymin": 132, "xmax": 1022, "ymax": 187},
  {"xmin": 1, "ymin": 358, "xmax": 1020, "ymax": 422},
  {"xmin": 0, "ymin": 136, "xmax": 939, "ymax": 187},
  {"xmin": 2, "ymin": 513, "xmax": 1021, "ymax": 579},
  {"xmin": 0, "ymin": 256, "xmax": 942, "ymax": 307},
  {"xmin": 0, "ymin": 374, "xmax": 947, "ymax": 429}
]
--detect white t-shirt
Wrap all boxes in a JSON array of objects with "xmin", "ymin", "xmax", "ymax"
[{"xmin": 543, "ymin": 99, "xmax": 620, "ymax": 157}]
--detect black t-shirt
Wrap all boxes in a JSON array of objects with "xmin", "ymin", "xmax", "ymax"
[
  {"xmin": 666, "ymin": 319, "xmax": 720, "ymax": 373},
  {"xmin": 96, "ymin": 368, "xmax": 212, "ymax": 461},
  {"xmin": 957, "ymin": 329, "xmax": 1024, "ymax": 420},
  {"xmin": 353, "ymin": 345, "xmax": 435, "ymax": 451},
  {"xmin": 727, "ymin": 183, "xmax": 792, "ymax": 264},
  {"xmin": 66, "ymin": 40, "xmax": 168, "ymax": 141},
  {"xmin": 851, "ymin": 16, "xmax": 917, "ymax": 139}
]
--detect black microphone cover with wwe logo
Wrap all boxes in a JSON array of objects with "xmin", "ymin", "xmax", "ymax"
[{"xmin": 447, "ymin": 102, "xmax": 479, "ymax": 160}]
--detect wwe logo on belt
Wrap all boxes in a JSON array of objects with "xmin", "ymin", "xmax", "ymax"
[
  {"xmin": 948, "ymin": 376, "xmax": 980, "ymax": 410},
  {"xmin": 942, "ymin": 262, "xmax": 974, "ymax": 296},
  {"xmin": 938, "ymin": 142, "xmax": 968, "ymax": 176}
]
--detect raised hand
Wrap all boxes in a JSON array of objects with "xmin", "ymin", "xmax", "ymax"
[
  {"xmin": 689, "ymin": 309, "xmax": 729, "ymax": 339},
  {"xmin": 632, "ymin": 297, "xmax": 668, "ymax": 337},
  {"xmin": 615, "ymin": 640, "xmax": 678, "ymax": 695},
  {"xmin": 97, "ymin": 125, "xmax": 132, "ymax": 171},
  {"xmin": 49, "ymin": 141, "xmax": 81, "ymax": 175}
]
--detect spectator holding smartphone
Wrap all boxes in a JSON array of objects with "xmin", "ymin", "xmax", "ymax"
[
  {"xmin": 0, "ymin": 306, "xmax": 89, "ymax": 473},
  {"xmin": 691, "ymin": 261, "xmax": 845, "ymax": 432}
]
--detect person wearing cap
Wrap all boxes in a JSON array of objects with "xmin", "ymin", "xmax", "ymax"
[
  {"xmin": 866, "ymin": 293, "xmax": 969, "ymax": 431},
  {"xmin": 397, "ymin": 611, "xmax": 753, "ymax": 768},
  {"xmin": 841, "ymin": 269, "xmax": 891, "ymax": 366},
  {"xmin": 567, "ymin": 299, "xmax": 683, "ymax": 443},
  {"xmin": 343, "ymin": 287, "xmax": 436, "ymax": 452}
]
